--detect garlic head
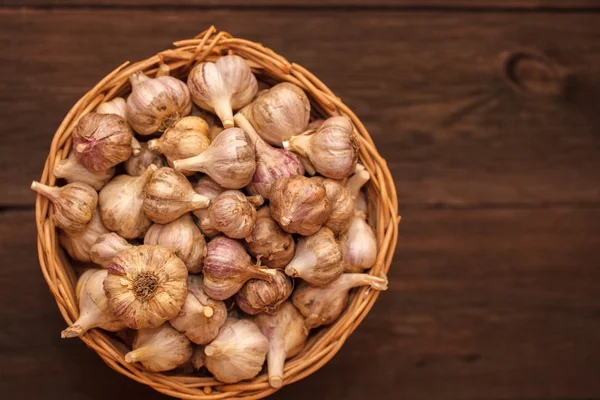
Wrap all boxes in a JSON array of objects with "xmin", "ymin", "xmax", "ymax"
[
  {"xmin": 207, "ymin": 190, "xmax": 260, "ymax": 239},
  {"xmin": 125, "ymin": 324, "xmax": 192, "ymax": 372},
  {"xmin": 245, "ymin": 206, "xmax": 295, "ymax": 269},
  {"xmin": 236, "ymin": 269, "xmax": 293, "ymax": 315}
]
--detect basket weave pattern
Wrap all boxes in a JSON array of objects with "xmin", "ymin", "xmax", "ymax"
[{"xmin": 34, "ymin": 27, "xmax": 400, "ymax": 399}]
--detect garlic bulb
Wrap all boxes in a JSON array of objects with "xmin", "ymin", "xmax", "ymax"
[
  {"xmin": 203, "ymin": 236, "xmax": 273, "ymax": 300},
  {"xmin": 192, "ymin": 176, "xmax": 225, "ymax": 237},
  {"xmin": 59, "ymin": 210, "xmax": 109, "ymax": 262},
  {"xmin": 238, "ymin": 82, "xmax": 310, "ymax": 146},
  {"xmin": 234, "ymin": 113, "xmax": 305, "ymax": 199},
  {"xmin": 124, "ymin": 142, "xmax": 166, "ymax": 176},
  {"xmin": 283, "ymin": 116, "xmax": 359, "ymax": 179},
  {"xmin": 89, "ymin": 232, "xmax": 132, "ymax": 267},
  {"xmin": 125, "ymin": 324, "xmax": 192, "ymax": 372},
  {"xmin": 269, "ymin": 176, "xmax": 331, "ymax": 236},
  {"xmin": 285, "ymin": 227, "xmax": 343, "ymax": 286},
  {"xmin": 143, "ymin": 167, "xmax": 210, "ymax": 224},
  {"xmin": 172, "ymin": 128, "xmax": 256, "ymax": 189},
  {"xmin": 144, "ymin": 214, "xmax": 206, "ymax": 273},
  {"xmin": 61, "ymin": 269, "xmax": 127, "ymax": 338},
  {"xmin": 313, "ymin": 178, "xmax": 354, "ymax": 235},
  {"xmin": 292, "ymin": 273, "xmax": 388, "ymax": 329},
  {"xmin": 103, "ymin": 245, "xmax": 188, "ymax": 329},
  {"xmin": 204, "ymin": 317, "xmax": 268, "ymax": 383},
  {"xmin": 206, "ymin": 190, "xmax": 263, "ymax": 239},
  {"xmin": 31, "ymin": 181, "xmax": 98, "ymax": 234},
  {"xmin": 341, "ymin": 214, "xmax": 377, "ymax": 272},
  {"xmin": 187, "ymin": 55, "xmax": 258, "ymax": 128},
  {"xmin": 54, "ymin": 152, "xmax": 116, "ymax": 191},
  {"xmin": 96, "ymin": 97, "xmax": 127, "ymax": 120},
  {"xmin": 126, "ymin": 70, "xmax": 192, "ymax": 135},
  {"xmin": 72, "ymin": 112, "xmax": 133, "ymax": 172},
  {"xmin": 99, "ymin": 165, "xmax": 156, "ymax": 239},
  {"xmin": 236, "ymin": 269, "xmax": 293, "ymax": 315},
  {"xmin": 148, "ymin": 116, "xmax": 210, "ymax": 175},
  {"xmin": 255, "ymin": 302, "xmax": 308, "ymax": 388},
  {"xmin": 245, "ymin": 207, "xmax": 295, "ymax": 269},
  {"xmin": 170, "ymin": 276, "xmax": 228, "ymax": 345}
]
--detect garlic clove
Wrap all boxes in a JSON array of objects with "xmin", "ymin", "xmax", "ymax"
[
  {"xmin": 125, "ymin": 324, "xmax": 192, "ymax": 372},
  {"xmin": 54, "ymin": 152, "xmax": 116, "ymax": 191},
  {"xmin": 192, "ymin": 176, "xmax": 225, "ymax": 238},
  {"xmin": 124, "ymin": 142, "xmax": 167, "ymax": 176},
  {"xmin": 341, "ymin": 215, "xmax": 378, "ymax": 272},
  {"xmin": 284, "ymin": 227, "xmax": 343, "ymax": 286},
  {"xmin": 203, "ymin": 236, "xmax": 274, "ymax": 300},
  {"xmin": 72, "ymin": 112, "xmax": 133, "ymax": 172},
  {"xmin": 59, "ymin": 209, "xmax": 110, "ymax": 262},
  {"xmin": 269, "ymin": 176, "xmax": 331, "ymax": 236},
  {"xmin": 172, "ymin": 128, "xmax": 256, "ymax": 189},
  {"xmin": 99, "ymin": 165, "xmax": 156, "ymax": 239},
  {"xmin": 255, "ymin": 302, "xmax": 308, "ymax": 388},
  {"xmin": 143, "ymin": 167, "xmax": 210, "ymax": 224},
  {"xmin": 89, "ymin": 232, "xmax": 132, "ymax": 267},
  {"xmin": 203, "ymin": 317, "xmax": 268, "ymax": 383},
  {"xmin": 292, "ymin": 273, "xmax": 388, "ymax": 330},
  {"xmin": 245, "ymin": 206, "xmax": 295, "ymax": 269},
  {"xmin": 31, "ymin": 181, "xmax": 98, "ymax": 235},
  {"xmin": 96, "ymin": 97, "xmax": 128, "ymax": 120},
  {"xmin": 283, "ymin": 115, "xmax": 359, "ymax": 179},
  {"xmin": 236, "ymin": 269, "xmax": 293, "ymax": 315},
  {"xmin": 61, "ymin": 269, "xmax": 127, "ymax": 338},
  {"xmin": 103, "ymin": 245, "xmax": 188, "ymax": 329},
  {"xmin": 187, "ymin": 55, "xmax": 258, "ymax": 128},
  {"xmin": 126, "ymin": 70, "xmax": 192, "ymax": 135},
  {"xmin": 206, "ymin": 190, "xmax": 260, "ymax": 239},
  {"xmin": 238, "ymin": 82, "xmax": 310, "ymax": 146},
  {"xmin": 144, "ymin": 213, "xmax": 207, "ymax": 273}
]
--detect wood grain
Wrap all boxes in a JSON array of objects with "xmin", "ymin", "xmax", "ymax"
[
  {"xmin": 3, "ymin": 207, "xmax": 600, "ymax": 399},
  {"xmin": 2, "ymin": 9, "xmax": 600, "ymax": 207}
]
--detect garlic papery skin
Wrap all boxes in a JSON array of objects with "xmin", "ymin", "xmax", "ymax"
[
  {"xmin": 143, "ymin": 167, "xmax": 210, "ymax": 224},
  {"xmin": 61, "ymin": 269, "xmax": 127, "ymax": 338},
  {"xmin": 96, "ymin": 97, "xmax": 127, "ymax": 120},
  {"xmin": 59, "ymin": 210, "xmax": 110, "ymax": 262},
  {"xmin": 284, "ymin": 227, "xmax": 343, "ymax": 286},
  {"xmin": 203, "ymin": 236, "xmax": 274, "ymax": 300},
  {"xmin": 204, "ymin": 317, "xmax": 268, "ymax": 384},
  {"xmin": 292, "ymin": 273, "xmax": 388, "ymax": 330},
  {"xmin": 148, "ymin": 116, "xmax": 210, "ymax": 175},
  {"xmin": 144, "ymin": 214, "xmax": 207, "ymax": 273},
  {"xmin": 89, "ymin": 232, "xmax": 132, "ymax": 267},
  {"xmin": 206, "ymin": 190, "xmax": 262, "ymax": 239},
  {"xmin": 99, "ymin": 165, "xmax": 156, "ymax": 239},
  {"xmin": 341, "ymin": 214, "xmax": 378, "ymax": 272},
  {"xmin": 187, "ymin": 55, "xmax": 258, "ymax": 128},
  {"xmin": 283, "ymin": 116, "xmax": 359, "ymax": 179},
  {"xmin": 172, "ymin": 128, "xmax": 256, "ymax": 189},
  {"xmin": 269, "ymin": 176, "xmax": 331, "ymax": 236},
  {"xmin": 192, "ymin": 176, "xmax": 225, "ymax": 238},
  {"xmin": 170, "ymin": 276, "xmax": 228, "ymax": 345},
  {"xmin": 245, "ymin": 207, "xmax": 295, "ymax": 269},
  {"xmin": 124, "ymin": 142, "xmax": 166, "ymax": 176},
  {"xmin": 54, "ymin": 152, "xmax": 116, "ymax": 191},
  {"xmin": 72, "ymin": 112, "xmax": 133, "ymax": 172},
  {"xmin": 126, "ymin": 71, "xmax": 192, "ymax": 135},
  {"xmin": 314, "ymin": 177, "xmax": 354, "ymax": 235},
  {"xmin": 103, "ymin": 245, "xmax": 188, "ymax": 329},
  {"xmin": 236, "ymin": 269, "xmax": 293, "ymax": 315},
  {"xmin": 238, "ymin": 82, "xmax": 310, "ymax": 146},
  {"xmin": 125, "ymin": 324, "xmax": 192, "ymax": 372},
  {"xmin": 255, "ymin": 302, "xmax": 308, "ymax": 388},
  {"xmin": 31, "ymin": 181, "xmax": 98, "ymax": 235},
  {"xmin": 234, "ymin": 113, "xmax": 305, "ymax": 199}
]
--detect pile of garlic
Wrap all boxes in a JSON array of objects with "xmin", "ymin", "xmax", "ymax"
[{"xmin": 31, "ymin": 56, "xmax": 388, "ymax": 389}]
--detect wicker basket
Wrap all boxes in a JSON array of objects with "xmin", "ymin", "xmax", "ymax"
[{"xmin": 34, "ymin": 27, "xmax": 400, "ymax": 399}]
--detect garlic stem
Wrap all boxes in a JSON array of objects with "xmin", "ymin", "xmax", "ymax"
[
  {"xmin": 131, "ymin": 137, "xmax": 142, "ymax": 156},
  {"xmin": 125, "ymin": 346, "xmax": 161, "ymax": 364},
  {"xmin": 338, "ymin": 273, "xmax": 388, "ymax": 292},
  {"xmin": 282, "ymin": 134, "xmax": 311, "ymax": 159},
  {"xmin": 60, "ymin": 312, "xmax": 98, "ymax": 338},
  {"xmin": 156, "ymin": 64, "xmax": 170, "ymax": 77},
  {"xmin": 234, "ymin": 113, "xmax": 262, "ymax": 147},
  {"xmin": 31, "ymin": 181, "xmax": 59, "ymax": 201},
  {"xmin": 203, "ymin": 344, "xmax": 219, "ymax": 357},
  {"xmin": 214, "ymin": 98, "xmax": 234, "ymax": 128},
  {"xmin": 266, "ymin": 336, "xmax": 286, "ymax": 388},
  {"xmin": 346, "ymin": 165, "xmax": 370, "ymax": 199},
  {"xmin": 204, "ymin": 306, "xmax": 214, "ymax": 318}
]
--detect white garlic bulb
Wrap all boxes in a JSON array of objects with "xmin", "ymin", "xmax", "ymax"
[
  {"xmin": 61, "ymin": 269, "xmax": 127, "ymax": 338},
  {"xmin": 89, "ymin": 232, "xmax": 132, "ymax": 267},
  {"xmin": 192, "ymin": 176, "xmax": 225, "ymax": 237},
  {"xmin": 99, "ymin": 165, "xmax": 156, "ymax": 239},
  {"xmin": 59, "ymin": 210, "xmax": 109, "ymax": 262},
  {"xmin": 204, "ymin": 317, "xmax": 268, "ymax": 383},
  {"xmin": 124, "ymin": 142, "xmax": 166, "ymax": 177},
  {"xmin": 54, "ymin": 152, "xmax": 115, "ymax": 191},
  {"xmin": 125, "ymin": 324, "xmax": 192, "ymax": 372},
  {"xmin": 205, "ymin": 190, "xmax": 262, "ymax": 239},
  {"xmin": 341, "ymin": 214, "xmax": 377, "ymax": 272},
  {"xmin": 126, "ymin": 70, "xmax": 192, "ymax": 135},
  {"xmin": 187, "ymin": 55, "xmax": 258, "ymax": 128}
]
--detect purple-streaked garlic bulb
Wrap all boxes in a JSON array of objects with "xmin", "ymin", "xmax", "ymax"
[
  {"xmin": 205, "ymin": 190, "xmax": 263, "ymax": 239},
  {"xmin": 236, "ymin": 269, "xmax": 293, "ymax": 315}
]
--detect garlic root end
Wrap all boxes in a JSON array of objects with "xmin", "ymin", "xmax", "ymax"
[
  {"xmin": 203, "ymin": 306, "xmax": 214, "ymax": 318},
  {"xmin": 269, "ymin": 376, "xmax": 283, "ymax": 389},
  {"xmin": 60, "ymin": 325, "xmax": 85, "ymax": 339}
]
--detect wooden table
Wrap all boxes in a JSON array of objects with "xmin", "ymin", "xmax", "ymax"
[{"xmin": 1, "ymin": 1, "xmax": 599, "ymax": 399}]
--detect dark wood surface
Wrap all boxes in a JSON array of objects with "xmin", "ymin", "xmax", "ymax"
[{"xmin": 1, "ymin": 2, "xmax": 600, "ymax": 400}]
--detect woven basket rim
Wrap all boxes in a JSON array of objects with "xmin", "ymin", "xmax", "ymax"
[{"xmin": 34, "ymin": 26, "xmax": 400, "ymax": 399}]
